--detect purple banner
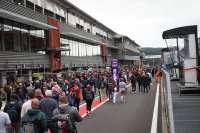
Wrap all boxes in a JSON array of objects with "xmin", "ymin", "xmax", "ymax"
[{"xmin": 111, "ymin": 59, "xmax": 119, "ymax": 91}]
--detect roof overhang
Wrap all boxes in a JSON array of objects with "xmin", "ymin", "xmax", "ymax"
[
  {"xmin": 0, "ymin": 8, "xmax": 57, "ymax": 30},
  {"xmin": 162, "ymin": 25, "xmax": 197, "ymax": 39},
  {"xmin": 62, "ymin": 32, "xmax": 119, "ymax": 49},
  {"xmin": 62, "ymin": 32, "xmax": 101, "ymax": 45},
  {"xmin": 107, "ymin": 45, "xmax": 119, "ymax": 50},
  {"xmin": 46, "ymin": 48, "xmax": 70, "ymax": 51}
]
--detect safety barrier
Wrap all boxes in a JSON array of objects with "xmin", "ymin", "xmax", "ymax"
[{"xmin": 162, "ymin": 70, "xmax": 175, "ymax": 133}]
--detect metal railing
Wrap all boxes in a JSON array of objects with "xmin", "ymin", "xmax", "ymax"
[{"xmin": 162, "ymin": 70, "xmax": 175, "ymax": 133}]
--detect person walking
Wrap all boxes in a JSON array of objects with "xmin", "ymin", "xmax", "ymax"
[
  {"xmin": 0, "ymin": 99, "xmax": 12, "ymax": 133},
  {"xmin": 39, "ymin": 90, "xmax": 58, "ymax": 133},
  {"xmin": 130, "ymin": 73, "xmax": 137, "ymax": 93},
  {"xmin": 85, "ymin": 84, "xmax": 94, "ymax": 115},
  {"xmin": 147, "ymin": 74, "xmax": 152, "ymax": 90},
  {"xmin": 155, "ymin": 69, "xmax": 161, "ymax": 83},
  {"xmin": 52, "ymin": 82, "xmax": 62, "ymax": 102},
  {"xmin": 21, "ymin": 98, "xmax": 47, "ymax": 133},
  {"xmin": 52, "ymin": 96, "xmax": 82, "ymax": 133},
  {"xmin": 4, "ymin": 94, "xmax": 21, "ymax": 133},
  {"xmin": 151, "ymin": 67, "xmax": 155, "ymax": 78},
  {"xmin": 34, "ymin": 89, "xmax": 44, "ymax": 100},
  {"xmin": 0, "ymin": 87, "xmax": 7, "ymax": 110},
  {"xmin": 137, "ymin": 73, "xmax": 143, "ymax": 92},
  {"xmin": 111, "ymin": 79, "xmax": 117, "ymax": 104},
  {"xmin": 141, "ymin": 73, "xmax": 148, "ymax": 93},
  {"xmin": 99, "ymin": 78, "xmax": 106, "ymax": 102},
  {"xmin": 70, "ymin": 80, "xmax": 81, "ymax": 111},
  {"xmin": 21, "ymin": 90, "xmax": 35, "ymax": 118},
  {"xmin": 118, "ymin": 78, "xmax": 127, "ymax": 103}
]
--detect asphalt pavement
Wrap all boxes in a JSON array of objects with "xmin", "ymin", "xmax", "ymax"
[{"xmin": 76, "ymin": 80, "xmax": 161, "ymax": 133}]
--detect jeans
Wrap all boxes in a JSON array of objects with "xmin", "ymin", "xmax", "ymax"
[
  {"xmin": 112, "ymin": 91, "xmax": 117, "ymax": 103},
  {"xmin": 132, "ymin": 83, "xmax": 136, "ymax": 92},
  {"xmin": 74, "ymin": 98, "xmax": 80, "ymax": 111}
]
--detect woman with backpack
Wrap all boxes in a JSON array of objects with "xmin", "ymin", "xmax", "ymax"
[
  {"xmin": 4, "ymin": 94, "xmax": 21, "ymax": 133},
  {"xmin": 85, "ymin": 84, "xmax": 94, "ymax": 115},
  {"xmin": 70, "ymin": 79, "xmax": 81, "ymax": 111}
]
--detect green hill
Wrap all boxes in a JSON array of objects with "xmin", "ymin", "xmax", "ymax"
[
  {"xmin": 141, "ymin": 47, "xmax": 163, "ymax": 55},
  {"xmin": 141, "ymin": 47, "xmax": 164, "ymax": 66}
]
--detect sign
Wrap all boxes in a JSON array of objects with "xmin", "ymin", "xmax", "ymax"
[
  {"xmin": 16, "ymin": 64, "xmax": 26, "ymax": 69},
  {"xmin": 33, "ymin": 73, "xmax": 44, "ymax": 80},
  {"xmin": 111, "ymin": 59, "xmax": 119, "ymax": 91}
]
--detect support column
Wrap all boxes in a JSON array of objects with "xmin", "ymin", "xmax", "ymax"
[
  {"xmin": 28, "ymin": 70, "xmax": 32, "ymax": 81},
  {"xmin": 101, "ymin": 39, "xmax": 107, "ymax": 67},
  {"xmin": 0, "ymin": 72, "xmax": 7, "ymax": 87},
  {"xmin": 47, "ymin": 17, "xmax": 60, "ymax": 72}
]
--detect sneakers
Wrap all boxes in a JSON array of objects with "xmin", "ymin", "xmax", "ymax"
[
  {"xmin": 86, "ymin": 111, "xmax": 91, "ymax": 116},
  {"xmin": 121, "ymin": 95, "xmax": 125, "ymax": 103}
]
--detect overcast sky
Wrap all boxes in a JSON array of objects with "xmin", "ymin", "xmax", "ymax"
[{"xmin": 68, "ymin": 0, "xmax": 200, "ymax": 48}]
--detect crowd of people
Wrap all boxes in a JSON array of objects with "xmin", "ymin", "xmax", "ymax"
[{"xmin": 0, "ymin": 65, "xmax": 162, "ymax": 133}]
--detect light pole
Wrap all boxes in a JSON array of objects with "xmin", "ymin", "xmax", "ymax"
[{"xmin": 153, "ymin": 59, "xmax": 154, "ymax": 67}]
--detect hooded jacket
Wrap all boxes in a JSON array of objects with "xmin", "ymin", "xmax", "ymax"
[{"xmin": 22, "ymin": 108, "xmax": 47, "ymax": 133}]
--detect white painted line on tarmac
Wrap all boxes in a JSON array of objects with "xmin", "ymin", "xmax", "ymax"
[
  {"xmin": 80, "ymin": 96, "xmax": 100, "ymax": 108},
  {"xmin": 80, "ymin": 83, "xmax": 131, "ymax": 108},
  {"xmin": 81, "ymin": 83, "xmax": 131, "ymax": 118},
  {"xmin": 82, "ymin": 98, "xmax": 109, "ymax": 118},
  {"xmin": 151, "ymin": 84, "xmax": 160, "ymax": 133}
]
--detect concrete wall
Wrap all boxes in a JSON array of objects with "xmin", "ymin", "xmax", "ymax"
[
  {"xmin": 61, "ymin": 55, "xmax": 103, "ymax": 67},
  {"xmin": 0, "ymin": 52, "xmax": 50, "ymax": 70}
]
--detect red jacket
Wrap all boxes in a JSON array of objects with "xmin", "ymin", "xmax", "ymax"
[{"xmin": 70, "ymin": 85, "xmax": 81, "ymax": 100}]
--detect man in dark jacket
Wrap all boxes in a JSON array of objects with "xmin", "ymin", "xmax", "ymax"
[
  {"xmin": 4, "ymin": 94, "xmax": 21, "ymax": 133},
  {"xmin": 21, "ymin": 98, "xmax": 47, "ymax": 133},
  {"xmin": 147, "ymin": 74, "xmax": 152, "ymax": 90},
  {"xmin": 53, "ymin": 96, "xmax": 82, "ymax": 133},
  {"xmin": 141, "ymin": 74, "xmax": 148, "ymax": 93},
  {"xmin": 39, "ymin": 90, "xmax": 58, "ymax": 133},
  {"xmin": 137, "ymin": 74, "xmax": 143, "ymax": 92},
  {"xmin": 130, "ymin": 74, "xmax": 137, "ymax": 93}
]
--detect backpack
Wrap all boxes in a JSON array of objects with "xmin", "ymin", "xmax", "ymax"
[
  {"xmin": 5, "ymin": 102, "xmax": 18, "ymax": 122},
  {"xmin": 85, "ymin": 91, "xmax": 93, "ymax": 100},
  {"xmin": 71, "ymin": 90, "xmax": 78, "ymax": 99},
  {"xmin": 100, "ymin": 81, "xmax": 105, "ymax": 89},
  {"xmin": 52, "ymin": 106, "xmax": 74, "ymax": 133},
  {"xmin": 21, "ymin": 114, "xmax": 39, "ymax": 133},
  {"xmin": 53, "ymin": 90, "xmax": 61, "ymax": 97}
]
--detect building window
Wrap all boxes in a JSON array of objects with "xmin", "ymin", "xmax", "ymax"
[
  {"xmin": 84, "ymin": 21, "xmax": 91, "ymax": 33},
  {"xmin": 21, "ymin": 24, "xmax": 29, "ymax": 52},
  {"xmin": 114, "ymin": 37, "xmax": 123, "ymax": 43},
  {"xmin": 76, "ymin": 24, "xmax": 83, "ymax": 30},
  {"xmin": 4, "ymin": 20, "xmax": 13, "ymax": 51},
  {"xmin": 13, "ymin": 0, "xmax": 24, "ymax": 5},
  {"xmin": 0, "ymin": 21, "xmax": 2, "ymax": 51},
  {"xmin": 30, "ymin": 27, "xmax": 36, "ymax": 53},
  {"xmin": 26, "ymin": 0, "xmax": 34, "ymax": 10},
  {"xmin": 44, "ymin": 9, "xmax": 54, "ymax": 18},
  {"xmin": 35, "ymin": 5, "xmax": 43, "ymax": 13},
  {"xmin": 60, "ymin": 37, "xmax": 69, "ymax": 56},
  {"xmin": 68, "ymin": 12, "xmax": 76, "ymax": 26},
  {"xmin": 30, "ymin": 27, "xmax": 46, "ymax": 54},
  {"xmin": 92, "ymin": 25, "xmax": 96, "ymax": 35},
  {"xmin": 13, "ymin": 22, "xmax": 21, "ymax": 52}
]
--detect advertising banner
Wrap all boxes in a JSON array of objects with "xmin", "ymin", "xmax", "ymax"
[{"xmin": 111, "ymin": 59, "xmax": 119, "ymax": 91}]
